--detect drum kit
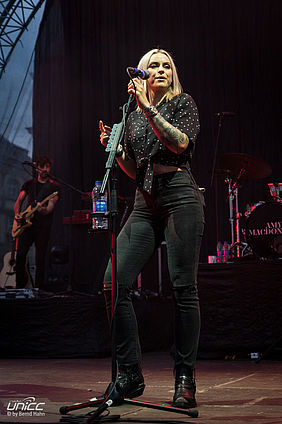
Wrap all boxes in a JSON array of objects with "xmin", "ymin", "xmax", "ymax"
[{"xmin": 217, "ymin": 153, "xmax": 282, "ymax": 259}]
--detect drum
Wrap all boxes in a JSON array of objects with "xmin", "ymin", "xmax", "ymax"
[
  {"xmin": 245, "ymin": 202, "xmax": 282, "ymax": 258},
  {"xmin": 244, "ymin": 201, "xmax": 265, "ymax": 218},
  {"xmin": 268, "ymin": 183, "xmax": 282, "ymax": 201}
]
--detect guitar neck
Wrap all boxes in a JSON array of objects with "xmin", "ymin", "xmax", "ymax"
[
  {"xmin": 26, "ymin": 204, "xmax": 40, "ymax": 218},
  {"xmin": 25, "ymin": 192, "xmax": 58, "ymax": 218}
]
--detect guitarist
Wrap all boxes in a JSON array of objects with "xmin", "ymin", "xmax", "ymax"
[{"xmin": 14, "ymin": 155, "xmax": 60, "ymax": 289}]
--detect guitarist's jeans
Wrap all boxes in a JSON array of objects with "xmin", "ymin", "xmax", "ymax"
[
  {"xmin": 103, "ymin": 170, "xmax": 205, "ymax": 370},
  {"xmin": 16, "ymin": 225, "xmax": 50, "ymax": 288}
]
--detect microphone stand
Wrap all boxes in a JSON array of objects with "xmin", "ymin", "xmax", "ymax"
[
  {"xmin": 210, "ymin": 114, "xmax": 223, "ymax": 250},
  {"xmin": 59, "ymin": 94, "xmax": 198, "ymax": 421},
  {"xmin": 24, "ymin": 163, "xmax": 86, "ymax": 197},
  {"xmin": 210, "ymin": 114, "xmax": 223, "ymax": 190},
  {"xmin": 210, "ymin": 113, "xmax": 235, "ymax": 251}
]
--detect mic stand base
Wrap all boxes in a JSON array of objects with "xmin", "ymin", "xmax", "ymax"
[{"xmin": 59, "ymin": 385, "xmax": 199, "ymax": 421}]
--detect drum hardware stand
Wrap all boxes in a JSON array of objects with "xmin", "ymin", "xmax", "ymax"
[
  {"xmin": 226, "ymin": 167, "xmax": 246, "ymax": 258},
  {"xmin": 59, "ymin": 92, "xmax": 198, "ymax": 422},
  {"xmin": 219, "ymin": 152, "xmax": 273, "ymax": 259},
  {"xmin": 210, "ymin": 112, "xmax": 236, "ymax": 251}
]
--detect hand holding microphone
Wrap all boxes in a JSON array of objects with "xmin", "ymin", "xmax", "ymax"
[
  {"xmin": 127, "ymin": 68, "xmax": 150, "ymax": 110},
  {"xmin": 127, "ymin": 67, "xmax": 150, "ymax": 80}
]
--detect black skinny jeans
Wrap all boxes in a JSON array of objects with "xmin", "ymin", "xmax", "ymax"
[
  {"xmin": 16, "ymin": 225, "xmax": 50, "ymax": 289},
  {"xmin": 103, "ymin": 170, "xmax": 205, "ymax": 370}
]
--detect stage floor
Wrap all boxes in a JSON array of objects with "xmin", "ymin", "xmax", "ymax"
[{"xmin": 0, "ymin": 352, "xmax": 281, "ymax": 424}]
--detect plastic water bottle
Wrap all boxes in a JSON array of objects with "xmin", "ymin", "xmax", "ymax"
[
  {"xmin": 216, "ymin": 241, "xmax": 224, "ymax": 263},
  {"xmin": 92, "ymin": 180, "xmax": 108, "ymax": 230},
  {"xmin": 223, "ymin": 241, "xmax": 230, "ymax": 263}
]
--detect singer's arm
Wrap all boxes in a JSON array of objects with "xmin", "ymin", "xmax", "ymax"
[
  {"xmin": 128, "ymin": 79, "xmax": 189, "ymax": 154},
  {"xmin": 116, "ymin": 152, "xmax": 136, "ymax": 180},
  {"xmin": 144, "ymin": 105, "xmax": 189, "ymax": 154}
]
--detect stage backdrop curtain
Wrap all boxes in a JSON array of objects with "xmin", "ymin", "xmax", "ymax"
[{"xmin": 33, "ymin": 0, "xmax": 281, "ymax": 292}]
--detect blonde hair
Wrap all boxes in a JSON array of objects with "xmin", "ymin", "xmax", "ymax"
[{"xmin": 136, "ymin": 48, "xmax": 182, "ymax": 108}]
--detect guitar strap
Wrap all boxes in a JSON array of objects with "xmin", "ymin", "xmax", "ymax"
[
  {"xmin": 32, "ymin": 178, "xmax": 37, "ymax": 207},
  {"xmin": 31, "ymin": 179, "xmax": 53, "ymax": 206}
]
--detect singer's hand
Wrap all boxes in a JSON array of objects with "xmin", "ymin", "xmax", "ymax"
[
  {"xmin": 99, "ymin": 120, "xmax": 112, "ymax": 148},
  {"xmin": 128, "ymin": 78, "xmax": 149, "ymax": 110}
]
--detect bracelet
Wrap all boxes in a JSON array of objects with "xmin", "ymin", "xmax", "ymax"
[
  {"xmin": 143, "ymin": 104, "xmax": 159, "ymax": 118},
  {"xmin": 116, "ymin": 144, "xmax": 124, "ymax": 157}
]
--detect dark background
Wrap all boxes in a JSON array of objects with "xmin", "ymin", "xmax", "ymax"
[{"xmin": 32, "ymin": 0, "xmax": 281, "ymax": 292}]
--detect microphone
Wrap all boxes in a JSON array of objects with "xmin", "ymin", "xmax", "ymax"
[
  {"xmin": 22, "ymin": 161, "xmax": 36, "ymax": 166},
  {"xmin": 127, "ymin": 67, "xmax": 150, "ymax": 80},
  {"xmin": 214, "ymin": 112, "xmax": 236, "ymax": 117}
]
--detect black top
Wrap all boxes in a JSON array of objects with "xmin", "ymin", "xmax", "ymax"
[
  {"xmin": 21, "ymin": 179, "xmax": 60, "ymax": 228},
  {"xmin": 124, "ymin": 93, "xmax": 200, "ymax": 192}
]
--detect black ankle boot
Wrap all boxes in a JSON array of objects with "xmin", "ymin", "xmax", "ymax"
[
  {"xmin": 116, "ymin": 364, "xmax": 145, "ymax": 399},
  {"xmin": 172, "ymin": 367, "xmax": 197, "ymax": 409}
]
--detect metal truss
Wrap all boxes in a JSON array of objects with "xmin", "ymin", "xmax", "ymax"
[{"xmin": 0, "ymin": 0, "xmax": 45, "ymax": 79}]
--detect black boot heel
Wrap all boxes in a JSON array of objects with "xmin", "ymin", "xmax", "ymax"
[
  {"xmin": 116, "ymin": 364, "xmax": 145, "ymax": 399},
  {"xmin": 172, "ymin": 368, "xmax": 197, "ymax": 409},
  {"xmin": 127, "ymin": 382, "xmax": 145, "ymax": 398}
]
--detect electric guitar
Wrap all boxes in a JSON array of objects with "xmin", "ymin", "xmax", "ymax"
[{"xmin": 12, "ymin": 191, "xmax": 58, "ymax": 238}]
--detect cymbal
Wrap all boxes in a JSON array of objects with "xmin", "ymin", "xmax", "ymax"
[{"xmin": 219, "ymin": 153, "xmax": 272, "ymax": 180}]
